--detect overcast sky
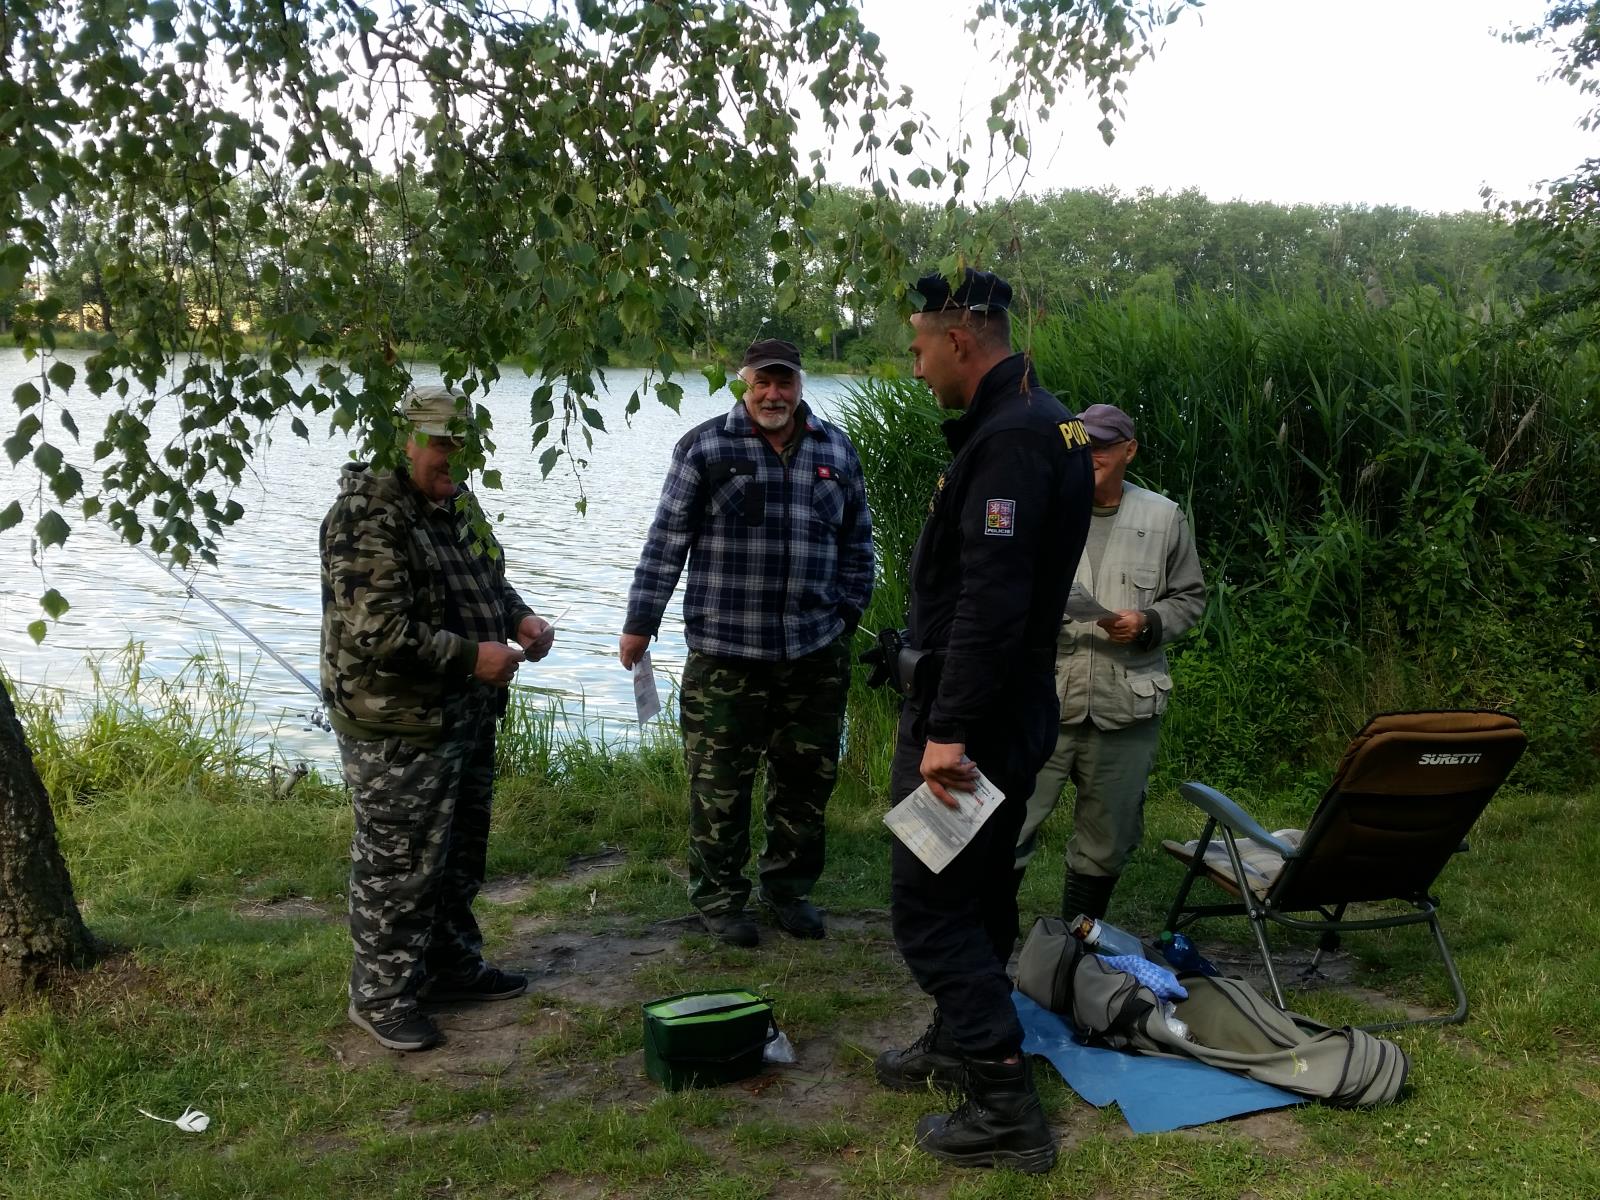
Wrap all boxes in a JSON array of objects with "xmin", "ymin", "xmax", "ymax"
[{"xmin": 852, "ymin": 0, "xmax": 1592, "ymax": 214}]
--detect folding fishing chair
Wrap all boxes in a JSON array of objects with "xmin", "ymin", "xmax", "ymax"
[{"xmin": 1160, "ymin": 710, "xmax": 1526, "ymax": 1030}]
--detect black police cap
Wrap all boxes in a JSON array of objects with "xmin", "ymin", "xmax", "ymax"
[{"xmin": 912, "ymin": 268, "xmax": 1012, "ymax": 314}]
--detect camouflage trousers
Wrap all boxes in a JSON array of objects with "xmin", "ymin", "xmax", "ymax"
[
  {"xmin": 680, "ymin": 637, "xmax": 851, "ymax": 916},
  {"xmin": 338, "ymin": 695, "xmax": 496, "ymax": 1019}
]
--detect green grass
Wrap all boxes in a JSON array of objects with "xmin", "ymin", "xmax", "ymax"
[{"xmin": 3, "ymin": 659, "xmax": 1598, "ymax": 1198}]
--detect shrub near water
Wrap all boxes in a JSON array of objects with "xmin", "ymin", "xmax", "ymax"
[{"xmin": 835, "ymin": 289, "xmax": 1600, "ymax": 792}]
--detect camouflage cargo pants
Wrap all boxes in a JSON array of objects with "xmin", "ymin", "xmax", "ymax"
[
  {"xmin": 680, "ymin": 636, "xmax": 851, "ymax": 916},
  {"xmin": 339, "ymin": 696, "xmax": 496, "ymax": 1019}
]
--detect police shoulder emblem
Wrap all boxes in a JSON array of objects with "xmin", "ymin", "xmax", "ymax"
[{"xmin": 984, "ymin": 498, "xmax": 1016, "ymax": 537}]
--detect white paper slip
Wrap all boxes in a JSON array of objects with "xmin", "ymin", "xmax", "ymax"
[
  {"xmin": 882, "ymin": 769, "xmax": 1006, "ymax": 874},
  {"xmin": 633, "ymin": 650, "xmax": 662, "ymax": 724},
  {"xmin": 544, "ymin": 602, "xmax": 574, "ymax": 627},
  {"xmin": 1065, "ymin": 582, "xmax": 1118, "ymax": 623}
]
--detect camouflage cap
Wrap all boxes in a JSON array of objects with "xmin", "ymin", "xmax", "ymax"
[{"xmin": 404, "ymin": 385, "xmax": 470, "ymax": 438}]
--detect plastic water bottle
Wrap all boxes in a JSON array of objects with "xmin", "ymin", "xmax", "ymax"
[
  {"xmin": 1069, "ymin": 914, "xmax": 1145, "ymax": 959},
  {"xmin": 1160, "ymin": 1000, "xmax": 1194, "ymax": 1042},
  {"xmin": 1156, "ymin": 930, "xmax": 1219, "ymax": 977}
]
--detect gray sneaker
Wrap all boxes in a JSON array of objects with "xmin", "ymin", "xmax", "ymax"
[
  {"xmin": 347, "ymin": 1003, "xmax": 441, "ymax": 1052},
  {"xmin": 420, "ymin": 965, "xmax": 528, "ymax": 1003}
]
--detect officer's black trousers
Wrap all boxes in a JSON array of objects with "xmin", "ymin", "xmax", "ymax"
[{"xmin": 889, "ymin": 675, "xmax": 1058, "ymax": 1058}]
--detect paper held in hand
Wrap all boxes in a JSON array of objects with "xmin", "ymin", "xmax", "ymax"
[
  {"xmin": 882, "ymin": 769, "xmax": 1006, "ymax": 874},
  {"xmin": 633, "ymin": 650, "xmax": 662, "ymax": 724},
  {"xmin": 1065, "ymin": 582, "xmax": 1118, "ymax": 623}
]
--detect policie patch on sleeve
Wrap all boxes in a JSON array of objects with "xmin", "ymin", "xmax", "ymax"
[{"xmin": 984, "ymin": 498, "xmax": 1016, "ymax": 537}]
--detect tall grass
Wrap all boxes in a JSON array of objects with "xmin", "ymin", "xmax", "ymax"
[
  {"xmin": 834, "ymin": 288, "xmax": 1600, "ymax": 792},
  {"xmin": 10, "ymin": 644, "xmax": 275, "ymax": 804},
  {"xmin": 1030, "ymin": 289, "xmax": 1597, "ymax": 641}
]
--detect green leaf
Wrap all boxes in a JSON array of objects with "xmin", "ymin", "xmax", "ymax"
[
  {"xmin": 35, "ymin": 510, "xmax": 70, "ymax": 548},
  {"xmin": 13, "ymin": 381, "xmax": 40, "ymax": 410},
  {"xmin": 49, "ymin": 465, "xmax": 83, "ymax": 503},
  {"xmin": 0, "ymin": 500, "xmax": 21, "ymax": 532},
  {"xmin": 27, "ymin": 620, "xmax": 46, "ymax": 644},
  {"xmin": 538, "ymin": 445, "xmax": 561, "ymax": 477},
  {"xmin": 482, "ymin": 468, "xmax": 503, "ymax": 489},
  {"xmin": 47, "ymin": 361, "xmax": 76, "ymax": 391},
  {"xmin": 4, "ymin": 414, "xmax": 41, "ymax": 464},
  {"xmin": 41, "ymin": 588, "xmax": 70, "ymax": 619},
  {"xmin": 702, "ymin": 364, "xmax": 727, "ymax": 394}
]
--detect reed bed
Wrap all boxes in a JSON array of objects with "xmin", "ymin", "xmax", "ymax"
[{"xmin": 833, "ymin": 288, "xmax": 1600, "ymax": 793}]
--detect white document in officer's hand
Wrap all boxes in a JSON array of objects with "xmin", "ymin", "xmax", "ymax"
[
  {"xmin": 633, "ymin": 651, "xmax": 662, "ymax": 724},
  {"xmin": 1065, "ymin": 582, "xmax": 1118, "ymax": 623},
  {"xmin": 882, "ymin": 769, "xmax": 1006, "ymax": 874}
]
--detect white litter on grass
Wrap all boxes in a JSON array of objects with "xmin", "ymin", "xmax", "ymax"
[
  {"xmin": 764, "ymin": 1030, "xmax": 797, "ymax": 1064},
  {"xmin": 137, "ymin": 1107, "xmax": 210, "ymax": 1133}
]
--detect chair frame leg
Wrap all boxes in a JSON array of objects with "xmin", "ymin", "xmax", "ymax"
[
  {"xmin": 1167, "ymin": 827, "xmax": 1470, "ymax": 1030},
  {"xmin": 1358, "ymin": 909, "xmax": 1469, "ymax": 1032}
]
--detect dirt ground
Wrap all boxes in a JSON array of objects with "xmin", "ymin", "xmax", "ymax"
[{"xmin": 258, "ymin": 853, "xmax": 1413, "ymax": 1197}]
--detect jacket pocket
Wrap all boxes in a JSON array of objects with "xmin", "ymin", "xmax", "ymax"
[
  {"xmin": 708, "ymin": 459, "xmax": 758, "ymax": 523},
  {"xmin": 1128, "ymin": 670, "xmax": 1173, "ymax": 719},
  {"xmin": 811, "ymin": 477, "xmax": 846, "ymax": 529},
  {"xmin": 1131, "ymin": 566, "xmax": 1161, "ymax": 608}
]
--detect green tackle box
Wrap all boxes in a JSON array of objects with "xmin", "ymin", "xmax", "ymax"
[{"xmin": 642, "ymin": 990, "xmax": 774, "ymax": 1091}]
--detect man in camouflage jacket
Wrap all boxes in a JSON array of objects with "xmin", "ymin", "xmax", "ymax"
[
  {"xmin": 321, "ymin": 385, "xmax": 554, "ymax": 1052},
  {"xmin": 618, "ymin": 338, "xmax": 874, "ymax": 947}
]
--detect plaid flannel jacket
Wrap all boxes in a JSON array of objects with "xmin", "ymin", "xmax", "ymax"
[{"xmin": 624, "ymin": 402, "xmax": 874, "ymax": 661}]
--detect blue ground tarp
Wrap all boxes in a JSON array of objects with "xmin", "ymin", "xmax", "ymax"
[{"xmin": 1015, "ymin": 990, "xmax": 1303, "ymax": 1133}]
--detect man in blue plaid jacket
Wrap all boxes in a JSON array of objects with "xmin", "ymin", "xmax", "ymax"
[{"xmin": 619, "ymin": 338, "xmax": 874, "ymax": 946}]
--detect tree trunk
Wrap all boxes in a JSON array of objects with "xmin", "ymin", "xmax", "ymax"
[{"xmin": 0, "ymin": 677, "xmax": 95, "ymax": 1002}]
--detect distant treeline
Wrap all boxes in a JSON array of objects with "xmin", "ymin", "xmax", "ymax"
[{"xmin": 13, "ymin": 181, "xmax": 1559, "ymax": 371}]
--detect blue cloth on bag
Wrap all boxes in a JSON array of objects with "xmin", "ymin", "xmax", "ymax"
[
  {"xmin": 1014, "ymin": 990, "xmax": 1303, "ymax": 1133},
  {"xmin": 1098, "ymin": 954, "xmax": 1187, "ymax": 1002}
]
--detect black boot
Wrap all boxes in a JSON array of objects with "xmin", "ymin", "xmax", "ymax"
[
  {"xmin": 1062, "ymin": 871, "xmax": 1117, "ymax": 921},
  {"xmin": 874, "ymin": 1012, "xmax": 964, "ymax": 1092},
  {"xmin": 914, "ymin": 1056, "xmax": 1057, "ymax": 1174}
]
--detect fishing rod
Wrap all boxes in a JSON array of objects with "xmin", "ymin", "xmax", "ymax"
[{"xmin": 132, "ymin": 544, "xmax": 331, "ymax": 731}]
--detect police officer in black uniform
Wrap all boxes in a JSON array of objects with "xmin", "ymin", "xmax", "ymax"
[{"xmin": 874, "ymin": 268, "xmax": 1093, "ymax": 1174}]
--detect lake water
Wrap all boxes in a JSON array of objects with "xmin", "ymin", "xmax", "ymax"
[{"xmin": 0, "ymin": 349, "xmax": 865, "ymax": 769}]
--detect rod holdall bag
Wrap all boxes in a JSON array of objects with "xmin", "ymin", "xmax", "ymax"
[
  {"xmin": 1015, "ymin": 916, "xmax": 1409, "ymax": 1107},
  {"xmin": 642, "ymin": 989, "xmax": 778, "ymax": 1091},
  {"xmin": 1016, "ymin": 915, "xmax": 1097, "ymax": 1013}
]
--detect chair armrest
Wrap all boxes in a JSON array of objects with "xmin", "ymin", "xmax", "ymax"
[{"xmin": 1178, "ymin": 782, "xmax": 1300, "ymax": 859}]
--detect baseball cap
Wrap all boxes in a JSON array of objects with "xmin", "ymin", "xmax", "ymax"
[
  {"xmin": 912, "ymin": 268, "xmax": 1013, "ymax": 314},
  {"xmin": 1079, "ymin": 403, "xmax": 1136, "ymax": 444},
  {"xmin": 404, "ymin": 385, "xmax": 470, "ymax": 439},
  {"xmin": 740, "ymin": 338, "xmax": 803, "ymax": 372}
]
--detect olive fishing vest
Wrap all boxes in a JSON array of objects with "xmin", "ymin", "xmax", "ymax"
[{"xmin": 1055, "ymin": 483, "xmax": 1183, "ymax": 730}]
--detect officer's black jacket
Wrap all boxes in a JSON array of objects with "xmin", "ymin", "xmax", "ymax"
[{"xmin": 906, "ymin": 353, "xmax": 1093, "ymax": 744}]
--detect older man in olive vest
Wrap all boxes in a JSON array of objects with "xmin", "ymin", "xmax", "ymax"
[{"xmin": 1014, "ymin": 402, "xmax": 1206, "ymax": 921}]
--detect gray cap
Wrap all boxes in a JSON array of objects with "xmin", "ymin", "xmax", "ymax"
[
  {"xmin": 1079, "ymin": 403, "xmax": 1135, "ymax": 444},
  {"xmin": 404, "ymin": 385, "xmax": 470, "ymax": 438}
]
